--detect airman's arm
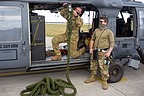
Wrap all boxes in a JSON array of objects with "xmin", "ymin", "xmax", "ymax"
[
  {"xmin": 75, "ymin": 16, "xmax": 83, "ymax": 27},
  {"xmin": 105, "ymin": 30, "xmax": 114, "ymax": 57},
  {"xmin": 60, "ymin": 7, "xmax": 68, "ymax": 20},
  {"xmin": 89, "ymin": 40, "xmax": 94, "ymax": 54}
]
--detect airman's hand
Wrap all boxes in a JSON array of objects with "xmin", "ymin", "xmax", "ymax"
[
  {"xmin": 73, "ymin": 10, "xmax": 78, "ymax": 17},
  {"xmin": 89, "ymin": 49, "xmax": 93, "ymax": 54},
  {"xmin": 105, "ymin": 52, "xmax": 111, "ymax": 57},
  {"xmin": 63, "ymin": 3, "xmax": 67, "ymax": 6}
]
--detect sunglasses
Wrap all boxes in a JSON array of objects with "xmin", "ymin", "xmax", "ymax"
[{"xmin": 99, "ymin": 20, "xmax": 105, "ymax": 23}]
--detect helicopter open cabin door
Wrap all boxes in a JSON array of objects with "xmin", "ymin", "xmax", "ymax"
[{"xmin": 0, "ymin": 2, "xmax": 30, "ymax": 69}]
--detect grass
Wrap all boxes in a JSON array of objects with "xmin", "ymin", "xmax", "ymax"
[{"xmin": 45, "ymin": 23, "xmax": 91, "ymax": 37}]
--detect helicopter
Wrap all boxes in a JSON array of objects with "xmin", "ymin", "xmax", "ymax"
[{"xmin": 0, "ymin": 0, "xmax": 144, "ymax": 83}]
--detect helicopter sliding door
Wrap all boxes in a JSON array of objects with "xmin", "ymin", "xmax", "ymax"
[
  {"xmin": 0, "ymin": 2, "xmax": 30, "ymax": 69},
  {"xmin": 114, "ymin": 7, "xmax": 137, "ymax": 59},
  {"xmin": 136, "ymin": 8, "xmax": 144, "ymax": 49}
]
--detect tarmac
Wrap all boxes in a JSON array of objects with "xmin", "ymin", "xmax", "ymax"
[
  {"xmin": 0, "ymin": 64, "xmax": 144, "ymax": 96},
  {"xmin": 0, "ymin": 37, "xmax": 144, "ymax": 96}
]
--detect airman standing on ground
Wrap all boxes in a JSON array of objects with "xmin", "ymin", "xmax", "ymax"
[
  {"xmin": 84, "ymin": 17, "xmax": 114, "ymax": 90},
  {"xmin": 51, "ymin": 3, "xmax": 85, "ymax": 61}
]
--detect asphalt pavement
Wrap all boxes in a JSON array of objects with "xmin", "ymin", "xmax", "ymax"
[
  {"xmin": 0, "ymin": 37, "xmax": 144, "ymax": 96},
  {"xmin": 0, "ymin": 64, "xmax": 144, "ymax": 96}
]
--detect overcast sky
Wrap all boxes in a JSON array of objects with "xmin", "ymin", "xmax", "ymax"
[{"xmin": 33, "ymin": 0, "xmax": 144, "ymax": 23}]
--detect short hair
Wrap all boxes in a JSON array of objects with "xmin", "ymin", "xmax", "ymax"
[{"xmin": 100, "ymin": 17, "xmax": 109, "ymax": 23}]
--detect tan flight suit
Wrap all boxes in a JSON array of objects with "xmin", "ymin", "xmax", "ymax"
[
  {"xmin": 52, "ymin": 7, "xmax": 85, "ymax": 58},
  {"xmin": 91, "ymin": 28, "xmax": 114, "ymax": 81}
]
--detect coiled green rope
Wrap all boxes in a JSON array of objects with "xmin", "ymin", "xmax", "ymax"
[{"xmin": 20, "ymin": 4, "xmax": 77, "ymax": 96}]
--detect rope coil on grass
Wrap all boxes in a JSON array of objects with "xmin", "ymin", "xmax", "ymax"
[{"xmin": 20, "ymin": 3, "xmax": 77, "ymax": 96}]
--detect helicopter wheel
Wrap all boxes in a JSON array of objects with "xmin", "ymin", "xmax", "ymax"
[{"xmin": 108, "ymin": 61, "xmax": 124, "ymax": 83}]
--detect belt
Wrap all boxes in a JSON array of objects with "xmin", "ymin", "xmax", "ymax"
[{"xmin": 97, "ymin": 48, "xmax": 108, "ymax": 52}]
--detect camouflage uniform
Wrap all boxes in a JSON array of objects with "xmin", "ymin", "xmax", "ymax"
[
  {"xmin": 90, "ymin": 28, "xmax": 114, "ymax": 81},
  {"xmin": 52, "ymin": 7, "xmax": 85, "ymax": 58}
]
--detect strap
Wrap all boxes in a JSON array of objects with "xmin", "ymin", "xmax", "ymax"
[
  {"xmin": 96, "ymin": 29, "xmax": 106, "ymax": 48},
  {"xmin": 31, "ymin": 16, "xmax": 45, "ymax": 46}
]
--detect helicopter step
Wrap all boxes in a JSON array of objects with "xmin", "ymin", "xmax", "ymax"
[{"xmin": 29, "ymin": 53, "xmax": 90, "ymax": 71}]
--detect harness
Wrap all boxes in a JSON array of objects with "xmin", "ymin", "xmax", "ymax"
[{"xmin": 20, "ymin": 4, "xmax": 77, "ymax": 96}]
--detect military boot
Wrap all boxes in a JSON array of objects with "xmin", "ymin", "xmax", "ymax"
[
  {"xmin": 102, "ymin": 80, "xmax": 108, "ymax": 90},
  {"xmin": 84, "ymin": 73, "xmax": 96, "ymax": 84}
]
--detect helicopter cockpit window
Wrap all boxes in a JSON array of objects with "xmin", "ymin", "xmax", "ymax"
[
  {"xmin": 0, "ymin": 6, "xmax": 22, "ymax": 42},
  {"xmin": 116, "ymin": 7, "xmax": 134, "ymax": 37},
  {"xmin": 139, "ymin": 11, "xmax": 144, "ymax": 37}
]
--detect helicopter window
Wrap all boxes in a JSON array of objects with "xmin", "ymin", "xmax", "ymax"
[
  {"xmin": 81, "ymin": 11, "xmax": 94, "ymax": 32},
  {"xmin": 116, "ymin": 7, "xmax": 134, "ymax": 37},
  {"xmin": 32, "ymin": 10, "xmax": 93, "ymax": 36},
  {"xmin": 0, "ymin": 6, "xmax": 22, "ymax": 42},
  {"xmin": 139, "ymin": 11, "xmax": 144, "ymax": 37}
]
